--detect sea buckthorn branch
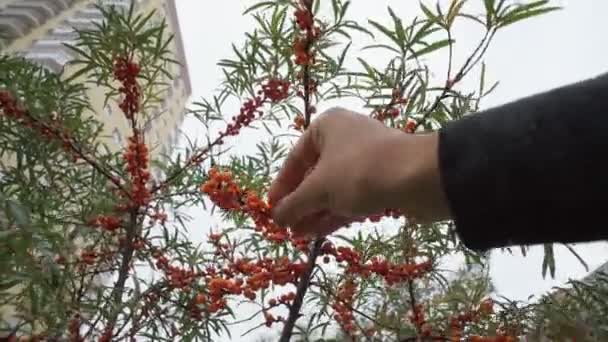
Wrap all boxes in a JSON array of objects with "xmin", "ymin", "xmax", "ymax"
[
  {"xmin": 278, "ymin": 238, "xmax": 323, "ymax": 342},
  {"xmin": 401, "ymin": 224, "xmax": 425, "ymax": 340},
  {"xmin": 199, "ymin": 166, "xmax": 416, "ymax": 338},
  {"xmin": 98, "ymin": 53, "xmax": 153, "ymax": 341},
  {"xmin": 279, "ymin": 1, "xmax": 326, "ymax": 339},
  {"xmin": 0, "ymin": 89, "xmax": 129, "ymax": 198},
  {"xmin": 317, "ymin": 278, "xmax": 436, "ymax": 340},
  {"xmin": 152, "ymin": 78, "xmax": 291, "ymax": 194},
  {"xmin": 413, "ymin": 26, "xmax": 496, "ymax": 132}
]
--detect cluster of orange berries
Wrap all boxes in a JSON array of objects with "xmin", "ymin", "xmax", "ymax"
[
  {"xmin": 113, "ymin": 56, "xmax": 141, "ymax": 119},
  {"xmin": 332, "ymin": 278, "xmax": 357, "ymax": 334},
  {"xmin": 374, "ymin": 89, "xmax": 408, "ymax": 120},
  {"xmin": 372, "ymin": 88, "xmax": 419, "ymax": 133},
  {"xmin": 375, "ymin": 107, "xmax": 401, "ymax": 121},
  {"xmin": 292, "ymin": 114, "xmax": 306, "ymax": 131},
  {"xmin": 88, "ymin": 215, "xmax": 122, "ymax": 232},
  {"xmin": 224, "ymin": 79, "xmax": 291, "ymax": 138},
  {"xmin": 0, "ymin": 90, "xmax": 80, "ymax": 160},
  {"xmin": 149, "ymin": 210, "xmax": 168, "ymax": 224},
  {"xmin": 261, "ymin": 79, "xmax": 291, "ymax": 103},
  {"xmin": 151, "ymin": 249, "xmax": 198, "ymax": 290},
  {"xmin": 449, "ymin": 298, "xmax": 496, "ymax": 342},
  {"xmin": 320, "ymin": 241, "xmax": 433, "ymax": 285},
  {"xmin": 293, "ymin": 0, "xmax": 320, "ymax": 66},
  {"xmin": 0, "ymin": 89, "xmax": 25, "ymax": 120},
  {"xmin": 202, "ymin": 168, "xmax": 295, "ymax": 245},
  {"xmin": 208, "ymin": 235, "xmax": 306, "ymax": 294},
  {"xmin": 197, "ymin": 235, "xmax": 307, "ymax": 325},
  {"xmin": 225, "ymin": 97, "xmax": 265, "ymax": 137},
  {"xmin": 408, "ymin": 304, "xmax": 432, "ymax": 337},
  {"xmin": 404, "ymin": 118, "xmax": 417, "ymax": 134},
  {"xmin": 354, "ymin": 208, "xmax": 403, "ymax": 223},
  {"xmin": 80, "ymin": 249, "xmax": 98, "ymax": 265},
  {"xmin": 67, "ymin": 315, "xmax": 83, "ymax": 342},
  {"xmin": 98, "ymin": 327, "xmax": 113, "ymax": 342},
  {"xmin": 201, "ymin": 167, "xmax": 432, "ymax": 332},
  {"xmin": 292, "ymin": 0, "xmax": 321, "ymax": 130},
  {"xmin": 123, "ymin": 133, "xmax": 151, "ymax": 207},
  {"xmin": 263, "ymin": 311, "xmax": 283, "ymax": 328}
]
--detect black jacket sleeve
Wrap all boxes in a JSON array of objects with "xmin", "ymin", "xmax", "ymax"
[{"xmin": 438, "ymin": 73, "xmax": 608, "ymax": 251}]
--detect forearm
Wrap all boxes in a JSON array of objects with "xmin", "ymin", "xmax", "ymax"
[{"xmin": 438, "ymin": 73, "xmax": 608, "ymax": 251}]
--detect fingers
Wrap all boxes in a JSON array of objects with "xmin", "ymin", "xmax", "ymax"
[
  {"xmin": 268, "ymin": 125, "xmax": 320, "ymax": 206},
  {"xmin": 271, "ymin": 162, "xmax": 329, "ymax": 228},
  {"xmin": 291, "ymin": 212, "xmax": 352, "ymax": 238}
]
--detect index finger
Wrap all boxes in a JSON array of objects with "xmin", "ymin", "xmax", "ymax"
[{"xmin": 267, "ymin": 126, "xmax": 320, "ymax": 206}]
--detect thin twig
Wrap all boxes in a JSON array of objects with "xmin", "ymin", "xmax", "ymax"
[
  {"xmin": 278, "ymin": 238, "xmax": 323, "ymax": 342},
  {"xmin": 414, "ymin": 28, "xmax": 494, "ymax": 130},
  {"xmin": 104, "ymin": 210, "xmax": 138, "ymax": 335},
  {"xmin": 278, "ymin": 2, "xmax": 320, "ymax": 340}
]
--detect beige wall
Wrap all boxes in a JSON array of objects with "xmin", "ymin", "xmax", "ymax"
[{"xmin": 1, "ymin": 0, "xmax": 191, "ymax": 178}]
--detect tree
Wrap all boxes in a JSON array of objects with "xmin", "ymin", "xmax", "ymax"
[{"xmin": 0, "ymin": 1, "xmax": 602, "ymax": 341}]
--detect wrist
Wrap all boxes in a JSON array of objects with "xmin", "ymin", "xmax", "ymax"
[{"xmin": 386, "ymin": 131, "xmax": 451, "ymax": 222}]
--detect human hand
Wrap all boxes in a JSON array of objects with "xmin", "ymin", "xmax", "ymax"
[{"xmin": 268, "ymin": 107, "xmax": 449, "ymax": 238}]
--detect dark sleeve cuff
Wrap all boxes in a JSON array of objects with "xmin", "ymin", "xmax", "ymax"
[{"xmin": 438, "ymin": 73, "xmax": 608, "ymax": 251}]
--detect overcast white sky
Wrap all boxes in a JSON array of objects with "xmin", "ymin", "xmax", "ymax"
[{"xmin": 173, "ymin": 1, "xmax": 608, "ymax": 340}]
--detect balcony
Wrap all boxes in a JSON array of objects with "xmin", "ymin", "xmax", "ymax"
[
  {"xmin": 7, "ymin": 1, "xmax": 56, "ymax": 19},
  {"xmin": 0, "ymin": 0, "xmax": 80, "ymax": 42},
  {"xmin": 23, "ymin": 47, "xmax": 73, "ymax": 72},
  {"xmin": 5, "ymin": 5, "xmax": 51, "ymax": 27},
  {"xmin": 77, "ymin": 7, "xmax": 104, "ymax": 21},
  {"xmin": 0, "ymin": 16, "xmax": 29, "ymax": 40},
  {"xmin": 65, "ymin": 17, "xmax": 103, "ymax": 31},
  {"xmin": 47, "ymin": 25, "xmax": 79, "ymax": 41}
]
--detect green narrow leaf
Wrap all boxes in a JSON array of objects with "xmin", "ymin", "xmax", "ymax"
[
  {"xmin": 7, "ymin": 200, "xmax": 30, "ymax": 226},
  {"xmin": 483, "ymin": 0, "xmax": 495, "ymax": 27},
  {"xmin": 368, "ymin": 19, "xmax": 401, "ymax": 50},
  {"xmin": 563, "ymin": 244, "xmax": 589, "ymax": 272},
  {"xmin": 331, "ymin": 0, "xmax": 339, "ymax": 22},
  {"xmin": 420, "ymin": 3, "xmax": 437, "ymax": 23},
  {"xmin": 361, "ymin": 44, "xmax": 401, "ymax": 54},
  {"xmin": 542, "ymin": 243, "xmax": 556, "ymax": 279},
  {"xmin": 457, "ymin": 13, "xmax": 486, "ymax": 26},
  {"xmin": 408, "ymin": 39, "xmax": 453, "ymax": 60},
  {"xmin": 447, "ymin": 0, "xmax": 466, "ymax": 27},
  {"xmin": 243, "ymin": 1, "xmax": 276, "ymax": 15},
  {"xmin": 411, "ymin": 21, "xmax": 440, "ymax": 45},
  {"xmin": 388, "ymin": 6, "xmax": 406, "ymax": 45},
  {"xmin": 498, "ymin": 7, "xmax": 561, "ymax": 28}
]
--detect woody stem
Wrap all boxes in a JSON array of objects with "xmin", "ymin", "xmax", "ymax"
[
  {"xmin": 279, "ymin": 2, "xmax": 319, "ymax": 339},
  {"xmin": 278, "ymin": 239, "xmax": 323, "ymax": 342}
]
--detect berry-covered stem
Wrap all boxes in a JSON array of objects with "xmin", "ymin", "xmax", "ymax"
[{"xmin": 279, "ymin": 1, "xmax": 321, "ymax": 339}]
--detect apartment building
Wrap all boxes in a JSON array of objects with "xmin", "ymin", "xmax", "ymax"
[
  {"xmin": 0, "ymin": 0, "xmax": 192, "ymax": 174},
  {"xmin": 0, "ymin": 0, "xmax": 191, "ymax": 336}
]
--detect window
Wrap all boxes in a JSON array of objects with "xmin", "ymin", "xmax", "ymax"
[
  {"xmin": 105, "ymin": 104, "xmax": 112, "ymax": 117},
  {"xmin": 112, "ymin": 128, "xmax": 122, "ymax": 145}
]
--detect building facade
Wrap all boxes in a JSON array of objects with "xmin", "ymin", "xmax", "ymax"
[
  {"xmin": 0, "ymin": 0, "xmax": 190, "ymax": 336},
  {"xmin": 0, "ymin": 0, "xmax": 191, "ymax": 174}
]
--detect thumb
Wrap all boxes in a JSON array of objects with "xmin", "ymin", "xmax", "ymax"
[{"xmin": 271, "ymin": 164, "xmax": 329, "ymax": 228}]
